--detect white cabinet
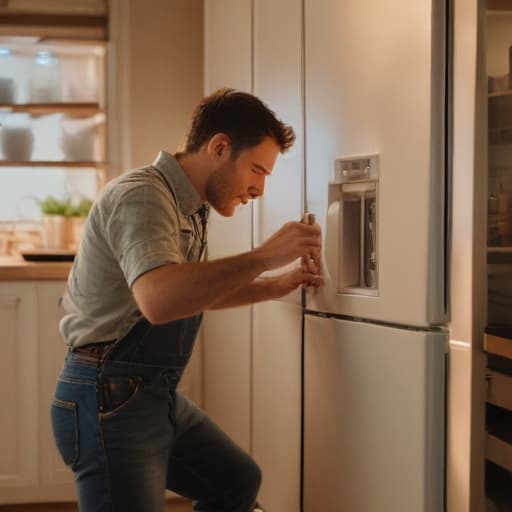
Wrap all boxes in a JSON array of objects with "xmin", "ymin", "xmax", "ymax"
[
  {"xmin": 203, "ymin": 0, "xmax": 254, "ymax": 453},
  {"xmin": 0, "ymin": 280, "xmax": 75, "ymax": 504},
  {"xmin": 0, "ymin": 278, "xmax": 204, "ymax": 504},
  {"xmin": 37, "ymin": 282, "xmax": 76, "ymax": 495},
  {"xmin": 253, "ymin": 0, "xmax": 304, "ymax": 252},
  {"xmin": 252, "ymin": 301, "xmax": 302, "ymax": 512},
  {"xmin": 251, "ymin": 1, "xmax": 304, "ymax": 510},
  {"xmin": 203, "ymin": 2, "xmax": 305, "ymax": 510},
  {"xmin": 0, "ymin": 283, "xmax": 39, "ymax": 491}
]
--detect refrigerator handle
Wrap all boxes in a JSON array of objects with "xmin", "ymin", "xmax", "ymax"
[{"xmin": 324, "ymin": 200, "xmax": 339, "ymax": 285}]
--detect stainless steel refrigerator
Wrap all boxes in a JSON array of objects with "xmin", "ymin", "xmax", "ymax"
[{"xmin": 302, "ymin": 0, "xmax": 450, "ymax": 510}]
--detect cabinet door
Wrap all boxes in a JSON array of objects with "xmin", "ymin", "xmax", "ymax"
[
  {"xmin": 37, "ymin": 281, "xmax": 76, "ymax": 497},
  {"xmin": 0, "ymin": 283, "xmax": 39, "ymax": 491},
  {"xmin": 252, "ymin": 301, "xmax": 302, "ymax": 512},
  {"xmin": 203, "ymin": 0, "xmax": 253, "ymax": 452},
  {"xmin": 253, "ymin": 0, "xmax": 304, "ymax": 306},
  {"xmin": 252, "ymin": 1, "xmax": 304, "ymax": 510}
]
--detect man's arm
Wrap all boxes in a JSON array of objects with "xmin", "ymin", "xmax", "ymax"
[
  {"xmin": 132, "ymin": 251, "xmax": 264, "ymax": 324},
  {"xmin": 132, "ymin": 221, "xmax": 322, "ymax": 324},
  {"xmin": 209, "ymin": 266, "xmax": 323, "ymax": 309}
]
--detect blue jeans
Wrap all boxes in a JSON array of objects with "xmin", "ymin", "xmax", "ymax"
[{"xmin": 51, "ymin": 315, "xmax": 261, "ymax": 512}]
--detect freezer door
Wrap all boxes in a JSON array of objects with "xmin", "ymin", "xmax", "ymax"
[
  {"xmin": 305, "ymin": 0, "xmax": 447, "ymax": 326},
  {"xmin": 303, "ymin": 315, "xmax": 446, "ymax": 512}
]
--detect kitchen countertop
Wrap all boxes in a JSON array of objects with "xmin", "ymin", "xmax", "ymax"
[{"xmin": 0, "ymin": 255, "xmax": 72, "ymax": 281}]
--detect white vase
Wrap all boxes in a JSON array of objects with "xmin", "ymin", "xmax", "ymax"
[{"xmin": 1, "ymin": 113, "xmax": 34, "ymax": 161}]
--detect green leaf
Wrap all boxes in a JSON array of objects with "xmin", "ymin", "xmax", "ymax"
[{"xmin": 36, "ymin": 195, "xmax": 93, "ymax": 217}]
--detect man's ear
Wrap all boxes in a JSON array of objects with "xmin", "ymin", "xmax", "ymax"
[{"xmin": 207, "ymin": 133, "xmax": 231, "ymax": 159}]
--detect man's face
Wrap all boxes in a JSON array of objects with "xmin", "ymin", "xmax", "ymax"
[{"xmin": 206, "ymin": 136, "xmax": 280, "ymax": 217}]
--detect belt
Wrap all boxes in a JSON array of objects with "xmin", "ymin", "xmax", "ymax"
[{"xmin": 72, "ymin": 341, "xmax": 116, "ymax": 359}]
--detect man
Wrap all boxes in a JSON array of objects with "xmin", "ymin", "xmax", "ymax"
[{"xmin": 51, "ymin": 88, "xmax": 323, "ymax": 512}]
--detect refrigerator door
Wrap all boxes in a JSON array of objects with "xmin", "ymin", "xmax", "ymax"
[
  {"xmin": 303, "ymin": 314, "xmax": 446, "ymax": 512},
  {"xmin": 304, "ymin": 0, "xmax": 447, "ymax": 327}
]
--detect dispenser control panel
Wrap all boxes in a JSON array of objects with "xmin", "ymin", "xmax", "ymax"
[{"xmin": 328, "ymin": 155, "xmax": 379, "ymax": 296}]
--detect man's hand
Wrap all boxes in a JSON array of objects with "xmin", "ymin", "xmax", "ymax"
[
  {"xmin": 209, "ymin": 265, "xmax": 324, "ymax": 310},
  {"xmin": 254, "ymin": 221, "xmax": 322, "ymax": 271},
  {"xmin": 132, "ymin": 218, "xmax": 324, "ymax": 323},
  {"xmin": 270, "ymin": 266, "xmax": 324, "ymax": 298}
]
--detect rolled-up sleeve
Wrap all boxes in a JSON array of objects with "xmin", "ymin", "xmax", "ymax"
[{"xmin": 105, "ymin": 182, "xmax": 183, "ymax": 288}]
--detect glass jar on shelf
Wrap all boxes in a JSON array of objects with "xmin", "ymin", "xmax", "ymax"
[
  {"xmin": 0, "ymin": 47, "xmax": 17, "ymax": 104},
  {"xmin": 28, "ymin": 51, "xmax": 61, "ymax": 103}
]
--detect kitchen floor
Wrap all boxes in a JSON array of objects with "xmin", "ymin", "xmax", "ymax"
[{"xmin": 0, "ymin": 498, "xmax": 193, "ymax": 512}]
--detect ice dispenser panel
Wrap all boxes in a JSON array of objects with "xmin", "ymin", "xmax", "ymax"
[{"xmin": 327, "ymin": 155, "xmax": 379, "ymax": 296}]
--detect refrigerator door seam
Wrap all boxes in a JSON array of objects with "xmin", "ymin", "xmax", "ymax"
[{"xmin": 304, "ymin": 309, "xmax": 449, "ymax": 334}]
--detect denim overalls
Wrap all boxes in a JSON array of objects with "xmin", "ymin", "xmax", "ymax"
[{"xmin": 51, "ymin": 312, "xmax": 261, "ymax": 512}]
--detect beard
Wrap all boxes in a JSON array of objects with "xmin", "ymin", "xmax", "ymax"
[{"xmin": 205, "ymin": 165, "xmax": 237, "ymax": 216}]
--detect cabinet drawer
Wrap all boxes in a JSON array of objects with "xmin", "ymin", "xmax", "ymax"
[
  {"xmin": 486, "ymin": 433, "xmax": 512, "ymax": 473},
  {"xmin": 487, "ymin": 370, "xmax": 512, "ymax": 411}
]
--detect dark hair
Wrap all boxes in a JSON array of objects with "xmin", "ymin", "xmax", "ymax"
[{"xmin": 185, "ymin": 88, "xmax": 296, "ymax": 158}]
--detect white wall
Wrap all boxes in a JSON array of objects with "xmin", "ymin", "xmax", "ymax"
[{"xmin": 125, "ymin": 0, "xmax": 203, "ymax": 169}]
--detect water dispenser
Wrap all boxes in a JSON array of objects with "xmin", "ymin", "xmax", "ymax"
[{"xmin": 327, "ymin": 155, "xmax": 379, "ymax": 296}]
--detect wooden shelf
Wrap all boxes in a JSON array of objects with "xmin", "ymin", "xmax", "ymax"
[
  {"xmin": 489, "ymin": 90, "xmax": 512, "ymax": 98},
  {"xmin": 0, "ymin": 102, "xmax": 102, "ymax": 117},
  {"xmin": 487, "ymin": 370, "xmax": 512, "ymax": 412},
  {"xmin": 0, "ymin": 161, "xmax": 105, "ymax": 168},
  {"xmin": 37, "ymin": 38, "xmax": 108, "ymax": 48},
  {"xmin": 488, "ymin": 247, "xmax": 512, "ymax": 253},
  {"xmin": 486, "ymin": 433, "xmax": 512, "ymax": 473},
  {"xmin": 487, "ymin": 0, "xmax": 512, "ymax": 11},
  {"xmin": 485, "ymin": 333, "xmax": 512, "ymax": 360},
  {"xmin": 488, "ymin": 247, "xmax": 512, "ymax": 264}
]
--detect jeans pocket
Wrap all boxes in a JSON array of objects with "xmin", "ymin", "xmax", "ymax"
[
  {"xmin": 51, "ymin": 398, "xmax": 79, "ymax": 467},
  {"xmin": 100, "ymin": 376, "xmax": 142, "ymax": 417}
]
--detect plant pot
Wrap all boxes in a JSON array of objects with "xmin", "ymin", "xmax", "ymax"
[
  {"xmin": 41, "ymin": 215, "xmax": 73, "ymax": 250},
  {"xmin": 71, "ymin": 216, "xmax": 86, "ymax": 250},
  {"xmin": 41, "ymin": 215, "xmax": 86, "ymax": 251}
]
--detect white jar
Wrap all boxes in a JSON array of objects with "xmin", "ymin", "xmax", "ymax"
[{"xmin": 1, "ymin": 113, "xmax": 34, "ymax": 161}]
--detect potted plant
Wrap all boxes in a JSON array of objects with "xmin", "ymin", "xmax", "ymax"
[{"xmin": 38, "ymin": 195, "xmax": 93, "ymax": 251}]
